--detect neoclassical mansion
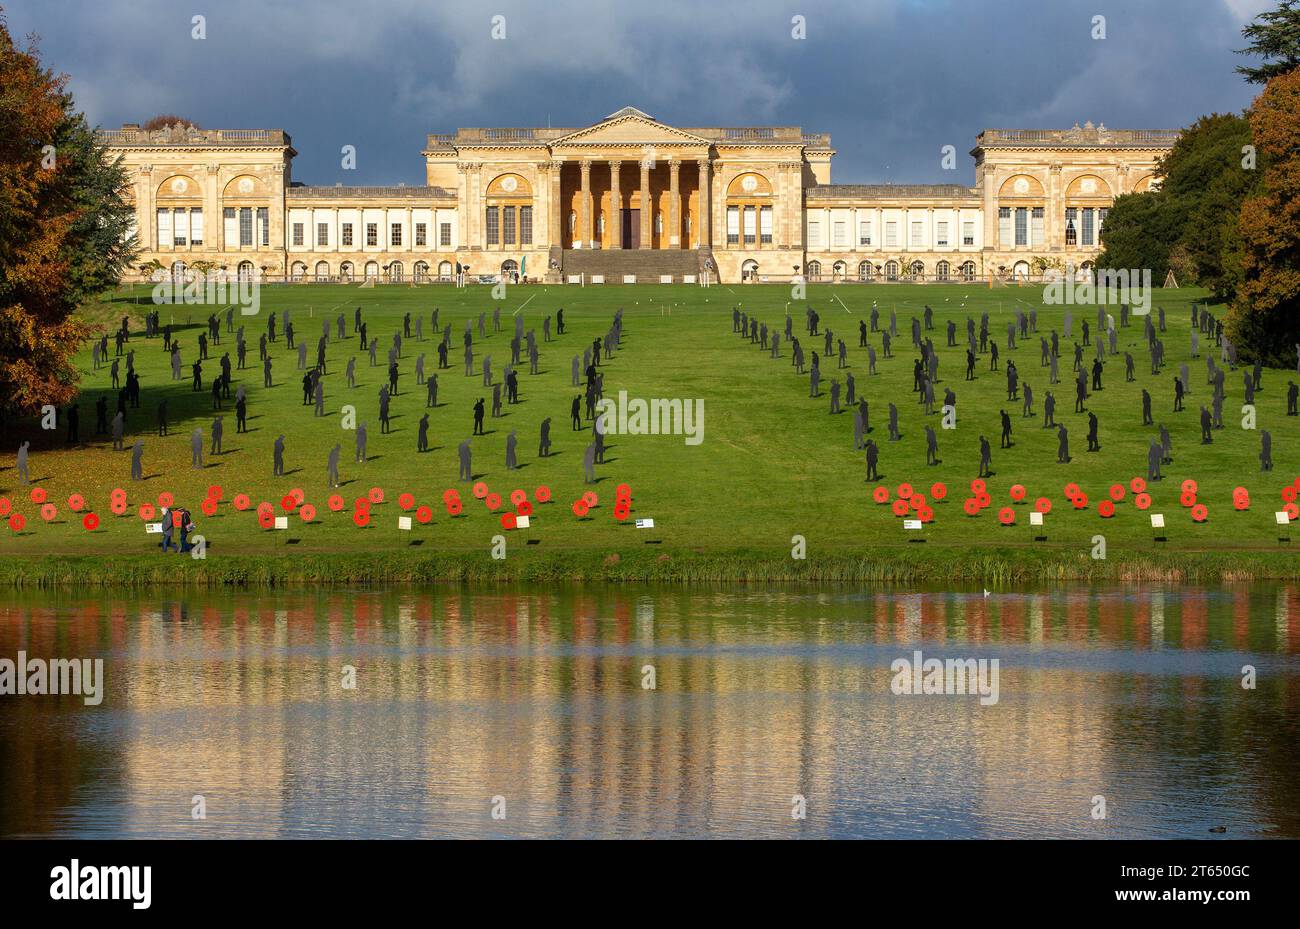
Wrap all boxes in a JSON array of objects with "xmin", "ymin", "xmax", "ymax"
[{"xmin": 102, "ymin": 106, "xmax": 1178, "ymax": 285}]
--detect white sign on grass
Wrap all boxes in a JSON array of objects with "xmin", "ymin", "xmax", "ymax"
[
  {"xmin": 1030, "ymin": 512, "xmax": 1044, "ymax": 527},
  {"xmin": 398, "ymin": 516, "xmax": 412, "ymax": 531},
  {"xmin": 145, "ymin": 523, "xmax": 163, "ymax": 534},
  {"xmin": 516, "ymin": 514, "xmax": 530, "ymax": 528},
  {"xmin": 635, "ymin": 518, "xmax": 655, "ymax": 529},
  {"xmin": 1150, "ymin": 514, "xmax": 1165, "ymax": 529},
  {"xmin": 903, "ymin": 519, "xmax": 922, "ymax": 530},
  {"xmin": 1277, "ymin": 511, "xmax": 1292, "ymax": 526},
  {"xmin": 274, "ymin": 516, "xmax": 289, "ymax": 530}
]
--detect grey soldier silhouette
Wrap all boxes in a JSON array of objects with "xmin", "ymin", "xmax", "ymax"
[
  {"xmin": 1087, "ymin": 412, "xmax": 1099, "ymax": 452},
  {"xmin": 191, "ymin": 428, "xmax": 203, "ymax": 468},
  {"xmin": 1056, "ymin": 424, "xmax": 1070, "ymax": 464},
  {"xmin": 926, "ymin": 425, "xmax": 940, "ymax": 465},
  {"xmin": 1000, "ymin": 410, "xmax": 1012, "ymax": 449},
  {"xmin": 829, "ymin": 379, "xmax": 841, "ymax": 414},
  {"xmin": 130, "ymin": 440, "xmax": 144, "ymax": 481},
  {"xmin": 1022, "ymin": 383, "xmax": 1034, "ymax": 418},
  {"xmin": 112, "ymin": 412, "xmax": 125, "ymax": 451},
  {"xmin": 539, "ymin": 417, "xmax": 552, "ymax": 457},
  {"xmin": 346, "ymin": 356, "xmax": 356, "ymax": 388},
  {"xmin": 355, "ymin": 423, "xmax": 368, "ymax": 463},
  {"xmin": 1147, "ymin": 440, "xmax": 1163, "ymax": 482},
  {"xmin": 1200, "ymin": 406, "xmax": 1213, "ymax": 444},
  {"xmin": 1288, "ymin": 381, "xmax": 1298, "ymax": 416},
  {"xmin": 314, "ymin": 380, "xmax": 325, "ymax": 416},
  {"xmin": 505, "ymin": 430, "xmax": 518, "ymax": 470},
  {"xmin": 15, "ymin": 441, "xmax": 31, "ymax": 484},
  {"xmin": 418, "ymin": 413, "xmax": 430, "ymax": 452},
  {"xmin": 865, "ymin": 439, "xmax": 879, "ymax": 481},
  {"xmin": 1260, "ymin": 430, "xmax": 1273, "ymax": 471},
  {"xmin": 1043, "ymin": 391, "xmax": 1057, "ymax": 428},
  {"xmin": 473, "ymin": 398, "xmax": 485, "ymax": 435},
  {"xmin": 978, "ymin": 436, "xmax": 992, "ymax": 478},
  {"xmin": 888, "ymin": 402, "xmax": 900, "ymax": 441},
  {"xmin": 457, "ymin": 439, "xmax": 472, "ymax": 482},
  {"xmin": 1160, "ymin": 424, "xmax": 1173, "ymax": 464},
  {"xmin": 427, "ymin": 373, "xmax": 439, "ymax": 408},
  {"xmin": 583, "ymin": 442, "xmax": 597, "ymax": 484},
  {"xmin": 483, "ymin": 355, "xmax": 492, "ymax": 387},
  {"xmin": 273, "ymin": 435, "xmax": 286, "ymax": 476}
]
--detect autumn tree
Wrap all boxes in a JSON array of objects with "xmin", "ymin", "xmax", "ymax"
[
  {"xmin": 0, "ymin": 12, "xmax": 137, "ymax": 419},
  {"xmin": 1230, "ymin": 68, "xmax": 1300, "ymax": 365}
]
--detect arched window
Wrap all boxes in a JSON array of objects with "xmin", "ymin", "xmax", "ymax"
[
  {"xmin": 339, "ymin": 261, "xmax": 354, "ymax": 283},
  {"xmin": 741, "ymin": 259, "xmax": 759, "ymax": 282},
  {"xmin": 290, "ymin": 261, "xmax": 307, "ymax": 282},
  {"xmin": 832, "ymin": 260, "xmax": 847, "ymax": 281},
  {"xmin": 936, "ymin": 260, "xmax": 951, "ymax": 282},
  {"xmin": 884, "ymin": 260, "xmax": 900, "ymax": 281},
  {"xmin": 501, "ymin": 259, "xmax": 519, "ymax": 276},
  {"xmin": 388, "ymin": 261, "xmax": 404, "ymax": 283},
  {"xmin": 364, "ymin": 261, "xmax": 380, "ymax": 282},
  {"xmin": 959, "ymin": 261, "xmax": 977, "ymax": 282},
  {"xmin": 806, "ymin": 260, "xmax": 822, "ymax": 280},
  {"xmin": 1013, "ymin": 261, "xmax": 1031, "ymax": 282},
  {"xmin": 414, "ymin": 261, "xmax": 429, "ymax": 283},
  {"xmin": 909, "ymin": 260, "xmax": 925, "ymax": 281},
  {"xmin": 437, "ymin": 260, "xmax": 453, "ymax": 281},
  {"xmin": 858, "ymin": 261, "xmax": 874, "ymax": 282},
  {"xmin": 314, "ymin": 261, "xmax": 330, "ymax": 282},
  {"xmin": 237, "ymin": 261, "xmax": 255, "ymax": 281},
  {"xmin": 170, "ymin": 260, "xmax": 188, "ymax": 285}
]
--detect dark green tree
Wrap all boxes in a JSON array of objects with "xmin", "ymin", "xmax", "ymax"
[{"xmin": 1237, "ymin": 0, "xmax": 1300, "ymax": 84}]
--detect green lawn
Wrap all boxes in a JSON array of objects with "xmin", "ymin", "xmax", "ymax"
[{"xmin": 2, "ymin": 280, "xmax": 1297, "ymax": 568}]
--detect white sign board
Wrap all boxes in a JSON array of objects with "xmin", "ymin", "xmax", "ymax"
[
  {"xmin": 274, "ymin": 516, "xmax": 289, "ymax": 530},
  {"xmin": 1150, "ymin": 514, "xmax": 1165, "ymax": 529},
  {"xmin": 145, "ymin": 523, "xmax": 163, "ymax": 534},
  {"xmin": 903, "ymin": 519, "xmax": 922, "ymax": 530},
  {"xmin": 398, "ymin": 516, "xmax": 412, "ymax": 531},
  {"xmin": 1277, "ymin": 511, "xmax": 1292, "ymax": 526},
  {"xmin": 635, "ymin": 518, "xmax": 655, "ymax": 529},
  {"xmin": 515, "ymin": 514, "xmax": 530, "ymax": 528},
  {"xmin": 1029, "ymin": 511, "xmax": 1044, "ymax": 527}
]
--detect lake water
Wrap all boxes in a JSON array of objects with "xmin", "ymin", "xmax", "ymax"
[{"xmin": 2, "ymin": 584, "xmax": 1298, "ymax": 839}]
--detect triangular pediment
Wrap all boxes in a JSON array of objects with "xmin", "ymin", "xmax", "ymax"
[{"xmin": 551, "ymin": 110, "xmax": 711, "ymax": 147}]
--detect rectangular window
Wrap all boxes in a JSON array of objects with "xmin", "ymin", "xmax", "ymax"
[
  {"xmin": 1014, "ymin": 208, "xmax": 1028, "ymax": 247},
  {"xmin": 366, "ymin": 223, "xmax": 378, "ymax": 247},
  {"xmin": 936, "ymin": 221, "xmax": 949, "ymax": 248},
  {"xmin": 503, "ymin": 206, "xmax": 516, "ymax": 245},
  {"xmin": 485, "ymin": 206, "xmax": 500, "ymax": 245},
  {"xmin": 390, "ymin": 223, "xmax": 402, "ymax": 247},
  {"xmin": 223, "ymin": 207, "xmax": 237, "ymax": 247},
  {"xmin": 831, "ymin": 219, "xmax": 846, "ymax": 248},
  {"xmin": 858, "ymin": 221, "xmax": 872, "ymax": 247},
  {"xmin": 190, "ymin": 208, "xmax": 203, "ymax": 246},
  {"xmin": 1082, "ymin": 208, "xmax": 1096, "ymax": 246},
  {"xmin": 1065, "ymin": 208, "xmax": 1078, "ymax": 246},
  {"xmin": 744, "ymin": 207, "xmax": 757, "ymax": 245},
  {"xmin": 807, "ymin": 219, "xmax": 820, "ymax": 247},
  {"xmin": 1099, "ymin": 207, "xmax": 1109, "ymax": 235},
  {"xmin": 173, "ymin": 208, "xmax": 189, "ymax": 246},
  {"xmin": 1031, "ymin": 208, "xmax": 1045, "ymax": 248},
  {"xmin": 885, "ymin": 222, "xmax": 898, "ymax": 248},
  {"xmin": 317, "ymin": 222, "xmax": 329, "ymax": 247},
  {"xmin": 256, "ymin": 207, "xmax": 268, "ymax": 246},
  {"xmin": 727, "ymin": 206, "xmax": 740, "ymax": 245},
  {"xmin": 156, "ymin": 209, "xmax": 172, "ymax": 247},
  {"xmin": 910, "ymin": 221, "xmax": 923, "ymax": 248},
  {"xmin": 998, "ymin": 208, "xmax": 1012, "ymax": 248},
  {"xmin": 759, "ymin": 206, "xmax": 772, "ymax": 244},
  {"xmin": 240, "ymin": 208, "xmax": 254, "ymax": 247},
  {"xmin": 415, "ymin": 222, "xmax": 427, "ymax": 247},
  {"xmin": 520, "ymin": 206, "xmax": 533, "ymax": 245},
  {"xmin": 440, "ymin": 222, "xmax": 452, "ymax": 247},
  {"xmin": 342, "ymin": 223, "xmax": 353, "ymax": 247},
  {"xmin": 292, "ymin": 223, "xmax": 304, "ymax": 247},
  {"xmin": 962, "ymin": 221, "xmax": 975, "ymax": 246}
]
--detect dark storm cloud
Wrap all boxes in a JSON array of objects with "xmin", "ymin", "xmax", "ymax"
[{"xmin": 6, "ymin": 0, "xmax": 1266, "ymax": 186}]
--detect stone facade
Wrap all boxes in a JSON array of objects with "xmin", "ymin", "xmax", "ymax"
[{"xmin": 102, "ymin": 109, "xmax": 1179, "ymax": 284}]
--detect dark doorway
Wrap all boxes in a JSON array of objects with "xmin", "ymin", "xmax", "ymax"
[{"xmin": 622, "ymin": 209, "xmax": 640, "ymax": 249}]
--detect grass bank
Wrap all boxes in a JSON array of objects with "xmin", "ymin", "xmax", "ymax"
[{"xmin": 3, "ymin": 546, "xmax": 1298, "ymax": 588}]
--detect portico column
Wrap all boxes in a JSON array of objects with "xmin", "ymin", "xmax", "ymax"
[
  {"xmin": 698, "ymin": 158, "xmax": 711, "ymax": 249},
  {"xmin": 545, "ymin": 160, "xmax": 561, "ymax": 248},
  {"xmin": 609, "ymin": 160, "xmax": 622, "ymax": 249},
  {"xmin": 580, "ymin": 159, "xmax": 593, "ymax": 249},
  {"xmin": 669, "ymin": 160, "xmax": 681, "ymax": 248},
  {"xmin": 639, "ymin": 157, "xmax": 652, "ymax": 249}
]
